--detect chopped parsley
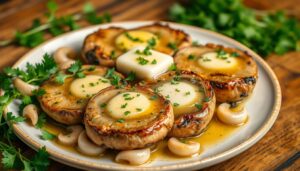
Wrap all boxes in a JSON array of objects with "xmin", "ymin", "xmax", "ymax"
[
  {"xmin": 167, "ymin": 42, "xmax": 178, "ymax": 50},
  {"xmin": 110, "ymin": 50, "xmax": 116, "ymax": 59},
  {"xmin": 188, "ymin": 54, "xmax": 195, "ymax": 60},
  {"xmin": 173, "ymin": 103, "xmax": 179, "ymax": 107},
  {"xmin": 151, "ymin": 59, "xmax": 157, "ymax": 64},
  {"xmin": 100, "ymin": 103, "xmax": 107, "ymax": 108},
  {"xmin": 185, "ymin": 91, "xmax": 191, "ymax": 96},
  {"xmin": 124, "ymin": 32, "xmax": 143, "ymax": 42},
  {"xmin": 231, "ymin": 52, "xmax": 239, "ymax": 57},
  {"xmin": 124, "ymin": 95, "xmax": 134, "ymax": 100},
  {"xmin": 121, "ymin": 103, "xmax": 128, "ymax": 108},
  {"xmin": 136, "ymin": 56, "xmax": 149, "ymax": 65},
  {"xmin": 216, "ymin": 49, "xmax": 228, "ymax": 59},
  {"xmin": 125, "ymin": 72, "xmax": 136, "ymax": 81},
  {"xmin": 104, "ymin": 68, "xmax": 121, "ymax": 86},
  {"xmin": 150, "ymin": 95, "xmax": 158, "ymax": 100},
  {"xmin": 175, "ymin": 88, "xmax": 180, "ymax": 92},
  {"xmin": 124, "ymin": 111, "xmax": 131, "ymax": 115},
  {"xmin": 117, "ymin": 118, "xmax": 125, "ymax": 123},
  {"xmin": 195, "ymin": 103, "xmax": 202, "ymax": 110},
  {"xmin": 168, "ymin": 64, "xmax": 177, "ymax": 71},
  {"xmin": 136, "ymin": 108, "xmax": 142, "ymax": 111}
]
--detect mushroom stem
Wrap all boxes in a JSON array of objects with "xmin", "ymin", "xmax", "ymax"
[
  {"xmin": 217, "ymin": 103, "xmax": 248, "ymax": 125},
  {"xmin": 13, "ymin": 77, "xmax": 39, "ymax": 96},
  {"xmin": 23, "ymin": 104, "xmax": 39, "ymax": 126},
  {"xmin": 58, "ymin": 125, "xmax": 83, "ymax": 146},
  {"xmin": 167, "ymin": 137, "xmax": 200, "ymax": 157},
  {"xmin": 115, "ymin": 148, "xmax": 150, "ymax": 165}
]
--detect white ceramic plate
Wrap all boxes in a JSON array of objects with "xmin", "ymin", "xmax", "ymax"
[{"xmin": 8, "ymin": 21, "xmax": 281, "ymax": 171}]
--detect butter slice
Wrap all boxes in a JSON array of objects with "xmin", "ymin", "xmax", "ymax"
[{"xmin": 116, "ymin": 46, "xmax": 174, "ymax": 80}]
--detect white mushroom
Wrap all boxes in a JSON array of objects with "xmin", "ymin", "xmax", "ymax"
[
  {"xmin": 167, "ymin": 137, "xmax": 200, "ymax": 157},
  {"xmin": 58, "ymin": 125, "xmax": 83, "ymax": 146},
  {"xmin": 115, "ymin": 148, "xmax": 150, "ymax": 165},
  {"xmin": 53, "ymin": 47, "xmax": 77, "ymax": 70},
  {"xmin": 59, "ymin": 60, "xmax": 76, "ymax": 70},
  {"xmin": 23, "ymin": 104, "xmax": 38, "ymax": 126},
  {"xmin": 13, "ymin": 77, "xmax": 39, "ymax": 96},
  {"xmin": 77, "ymin": 131, "xmax": 105, "ymax": 156},
  {"xmin": 53, "ymin": 47, "xmax": 77, "ymax": 64},
  {"xmin": 216, "ymin": 103, "xmax": 248, "ymax": 125}
]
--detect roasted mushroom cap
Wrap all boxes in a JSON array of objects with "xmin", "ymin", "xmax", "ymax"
[
  {"xmin": 146, "ymin": 71, "xmax": 216, "ymax": 138},
  {"xmin": 81, "ymin": 23, "xmax": 191, "ymax": 67},
  {"xmin": 38, "ymin": 66, "xmax": 123, "ymax": 125},
  {"xmin": 174, "ymin": 44, "xmax": 258, "ymax": 103},
  {"xmin": 84, "ymin": 86, "xmax": 174, "ymax": 150}
]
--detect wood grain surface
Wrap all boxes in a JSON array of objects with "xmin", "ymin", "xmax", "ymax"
[{"xmin": 0, "ymin": 0, "xmax": 299, "ymax": 170}]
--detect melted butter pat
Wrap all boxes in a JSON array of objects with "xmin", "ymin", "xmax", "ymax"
[
  {"xmin": 198, "ymin": 52, "xmax": 239, "ymax": 72},
  {"xmin": 157, "ymin": 81, "xmax": 202, "ymax": 115},
  {"xmin": 106, "ymin": 92, "xmax": 152, "ymax": 120},
  {"xmin": 116, "ymin": 31, "xmax": 158, "ymax": 51},
  {"xmin": 70, "ymin": 75, "xmax": 111, "ymax": 98}
]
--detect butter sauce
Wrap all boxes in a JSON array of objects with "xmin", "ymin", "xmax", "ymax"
[{"xmin": 44, "ymin": 116, "xmax": 238, "ymax": 161}]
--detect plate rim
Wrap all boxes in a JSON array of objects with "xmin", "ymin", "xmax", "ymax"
[{"xmin": 10, "ymin": 21, "xmax": 282, "ymax": 171}]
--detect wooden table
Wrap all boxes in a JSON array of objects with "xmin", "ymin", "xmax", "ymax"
[{"xmin": 0, "ymin": 0, "xmax": 299, "ymax": 170}]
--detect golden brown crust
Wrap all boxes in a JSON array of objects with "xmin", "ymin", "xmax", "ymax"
[
  {"xmin": 38, "ymin": 66, "xmax": 123, "ymax": 125},
  {"xmin": 145, "ymin": 71, "xmax": 216, "ymax": 138},
  {"xmin": 174, "ymin": 44, "xmax": 258, "ymax": 103},
  {"xmin": 81, "ymin": 23, "xmax": 192, "ymax": 66},
  {"xmin": 84, "ymin": 86, "xmax": 174, "ymax": 150}
]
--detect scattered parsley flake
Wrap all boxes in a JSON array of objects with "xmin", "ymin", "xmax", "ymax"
[
  {"xmin": 188, "ymin": 54, "xmax": 195, "ymax": 60},
  {"xmin": 136, "ymin": 57, "xmax": 149, "ymax": 65},
  {"xmin": 173, "ymin": 103, "xmax": 179, "ymax": 107},
  {"xmin": 151, "ymin": 59, "xmax": 157, "ymax": 64},
  {"xmin": 124, "ymin": 111, "xmax": 131, "ymax": 115},
  {"xmin": 41, "ymin": 130, "xmax": 56, "ymax": 140},
  {"xmin": 195, "ymin": 103, "xmax": 202, "ymax": 110},
  {"xmin": 121, "ymin": 103, "xmax": 128, "ymax": 108}
]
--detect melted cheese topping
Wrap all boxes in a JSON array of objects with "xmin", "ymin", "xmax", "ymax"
[
  {"xmin": 107, "ymin": 92, "xmax": 152, "ymax": 119},
  {"xmin": 70, "ymin": 75, "xmax": 111, "ymax": 98},
  {"xmin": 157, "ymin": 81, "xmax": 202, "ymax": 115},
  {"xmin": 116, "ymin": 31, "xmax": 158, "ymax": 51},
  {"xmin": 198, "ymin": 52, "xmax": 238, "ymax": 71}
]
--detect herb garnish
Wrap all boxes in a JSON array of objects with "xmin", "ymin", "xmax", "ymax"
[
  {"xmin": 124, "ymin": 111, "xmax": 131, "ymax": 115},
  {"xmin": 188, "ymin": 54, "xmax": 195, "ymax": 60},
  {"xmin": 0, "ymin": 1, "xmax": 111, "ymax": 47},
  {"xmin": 136, "ymin": 57, "xmax": 149, "ymax": 65},
  {"xmin": 121, "ymin": 103, "xmax": 128, "ymax": 108},
  {"xmin": 124, "ymin": 32, "xmax": 143, "ymax": 42},
  {"xmin": 169, "ymin": 0, "xmax": 300, "ymax": 56},
  {"xmin": 195, "ymin": 103, "xmax": 202, "ymax": 110},
  {"xmin": 167, "ymin": 42, "xmax": 178, "ymax": 50}
]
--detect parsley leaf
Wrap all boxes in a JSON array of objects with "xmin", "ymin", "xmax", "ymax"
[
  {"xmin": 125, "ymin": 72, "xmax": 136, "ymax": 81},
  {"xmin": 54, "ymin": 72, "xmax": 69, "ymax": 84},
  {"xmin": 40, "ymin": 130, "xmax": 56, "ymax": 140},
  {"xmin": 31, "ymin": 146, "xmax": 50, "ymax": 171}
]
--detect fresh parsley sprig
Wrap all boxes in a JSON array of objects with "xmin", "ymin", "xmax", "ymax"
[
  {"xmin": 54, "ymin": 61, "xmax": 92, "ymax": 84},
  {"xmin": 169, "ymin": 0, "xmax": 300, "ymax": 57},
  {"xmin": 0, "ymin": 54, "xmax": 57, "ymax": 170},
  {"xmin": 0, "ymin": 1, "xmax": 111, "ymax": 47}
]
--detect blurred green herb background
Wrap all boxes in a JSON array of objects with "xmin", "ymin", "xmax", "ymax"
[{"xmin": 169, "ymin": 0, "xmax": 300, "ymax": 57}]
